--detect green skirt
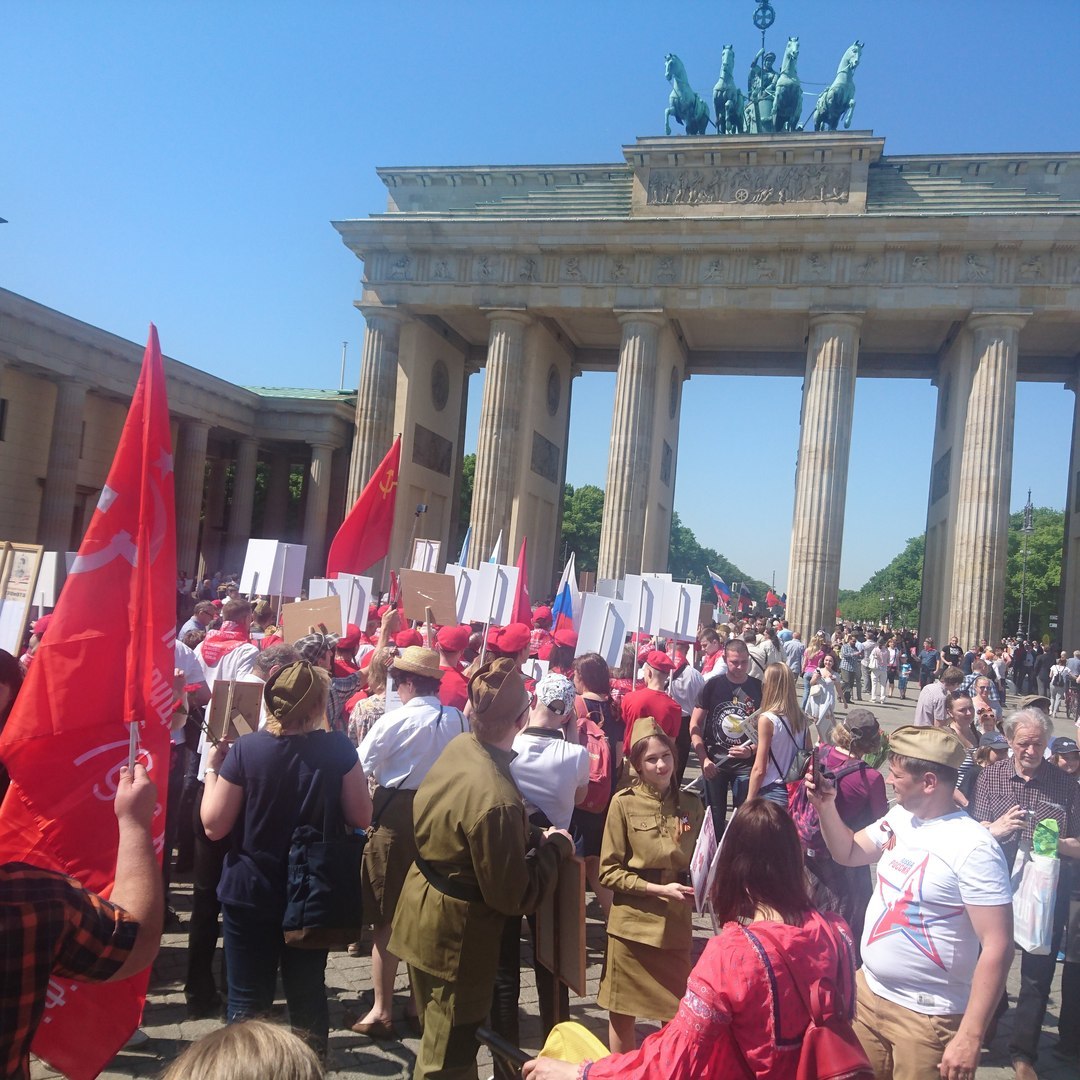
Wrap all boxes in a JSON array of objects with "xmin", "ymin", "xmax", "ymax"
[{"xmin": 597, "ymin": 934, "xmax": 691, "ymax": 1022}]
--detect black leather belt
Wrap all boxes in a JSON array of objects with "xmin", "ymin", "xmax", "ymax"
[{"xmin": 414, "ymin": 853, "xmax": 485, "ymax": 903}]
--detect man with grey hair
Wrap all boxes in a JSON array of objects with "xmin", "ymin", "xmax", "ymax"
[{"xmin": 973, "ymin": 707, "xmax": 1080, "ymax": 1079}]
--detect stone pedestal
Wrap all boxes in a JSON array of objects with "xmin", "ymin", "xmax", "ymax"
[
  {"xmin": 946, "ymin": 314, "xmax": 1026, "ymax": 646},
  {"xmin": 597, "ymin": 313, "xmax": 664, "ymax": 581},
  {"xmin": 786, "ymin": 313, "xmax": 862, "ymax": 639},
  {"xmin": 347, "ymin": 307, "xmax": 403, "ymax": 503},
  {"xmin": 303, "ymin": 443, "xmax": 334, "ymax": 577},
  {"xmin": 38, "ymin": 380, "xmax": 89, "ymax": 552},
  {"xmin": 175, "ymin": 420, "xmax": 209, "ymax": 578},
  {"xmin": 469, "ymin": 311, "xmax": 530, "ymax": 566},
  {"xmin": 226, "ymin": 437, "xmax": 259, "ymax": 569}
]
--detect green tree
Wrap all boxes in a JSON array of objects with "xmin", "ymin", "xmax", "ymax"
[
  {"xmin": 453, "ymin": 453, "xmax": 475, "ymax": 554},
  {"xmin": 1003, "ymin": 507, "xmax": 1063, "ymax": 640},
  {"xmin": 837, "ymin": 534, "xmax": 925, "ymax": 628},
  {"xmin": 560, "ymin": 483, "xmax": 605, "ymax": 573},
  {"xmin": 667, "ymin": 512, "xmax": 771, "ymax": 600}
]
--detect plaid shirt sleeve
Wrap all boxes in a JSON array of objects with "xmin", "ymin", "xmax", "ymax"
[{"xmin": 2, "ymin": 864, "xmax": 138, "ymax": 1080}]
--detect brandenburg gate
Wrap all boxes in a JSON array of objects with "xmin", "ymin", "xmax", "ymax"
[{"xmin": 333, "ymin": 130, "xmax": 1080, "ymax": 647}]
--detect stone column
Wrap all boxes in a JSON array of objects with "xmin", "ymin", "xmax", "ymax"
[
  {"xmin": 597, "ymin": 313, "xmax": 664, "ymax": 581},
  {"xmin": 786, "ymin": 313, "xmax": 862, "ymax": 639},
  {"xmin": 226, "ymin": 436, "xmax": 259, "ymax": 569},
  {"xmin": 1058, "ymin": 382, "xmax": 1080, "ymax": 651},
  {"xmin": 38, "ymin": 379, "xmax": 89, "ymax": 551},
  {"xmin": 469, "ymin": 311, "xmax": 531, "ymax": 566},
  {"xmin": 303, "ymin": 442, "xmax": 335, "ymax": 576},
  {"xmin": 946, "ymin": 314, "xmax": 1026, "ymax": 646},
  {"xmin": 262, "ymin": 450, "xmax": 291, "ymax": 537},
  {"xmin": 174, "ymin": 420, "xmax": 210, "ymax": 579},
  {"xmin": 202, "ymin": 458, "xmax": 229, "ymax": 572},
  {"xmin": 347, "ymin": 307, "xmax": 404, "ymax": 503}
]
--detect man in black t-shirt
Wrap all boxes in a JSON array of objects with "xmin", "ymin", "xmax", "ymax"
[
  {"xmin": 941, "ymin": 635, "xmax": 963, "ymax": 669},
  {"xmin": 689, "ymin": 638, "xmax": 763, "ymax": 834}
]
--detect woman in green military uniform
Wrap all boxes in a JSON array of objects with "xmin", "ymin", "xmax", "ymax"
[{"xmin": 598, "ymin": 717, "xmax": 704, "ymax": 1052}]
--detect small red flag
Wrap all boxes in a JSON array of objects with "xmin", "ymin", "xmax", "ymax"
[
  {"xmin": 766, "ymin": 589, "xmax": 780, "ymax": 608},
  {"xmin": 0, "ymin": 325, "xmax": 176, "ymax": 1078},
  {"xmin": 327, "ymin": 437, "xmax": 401, "ymax": 577},
  {"xmin": 511, "ymin": 537, "xmax": 531, "ymax": 624}
]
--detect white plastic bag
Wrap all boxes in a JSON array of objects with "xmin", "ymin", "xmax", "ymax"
[{"xmin": 1011, "ymin": 848, "xmax": 1059, "ymax": 955}]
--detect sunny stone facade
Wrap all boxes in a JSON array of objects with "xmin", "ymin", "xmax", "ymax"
[
  {"xmin": 333, "ymin": 131, "xmax": 1080, "ymax": 646},
  {"xmin": 0, "ymin": 289, "xmax": 355, "ymax": 581}
]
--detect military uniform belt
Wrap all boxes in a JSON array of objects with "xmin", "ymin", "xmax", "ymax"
[{"xmin": 414, "ymin": 853, "xmax": 485, "ymax": 904}]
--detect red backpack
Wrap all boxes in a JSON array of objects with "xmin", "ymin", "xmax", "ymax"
[
  {"xmin": 574, "ymin": 696, "xmax": 614, "ymax": 814},
  {"xmin": 749, "ymin": 916, "xmax": 873, "ymax": 1080},
  {"xmin": 788, "ymin": 751, "xmax": 868, "ymax": 858}
]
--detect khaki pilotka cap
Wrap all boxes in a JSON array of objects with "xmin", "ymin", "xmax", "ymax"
[
  {"xmin": 629, "ymin": 717, "xmax": 666, "ymax": 750},
  {"xmin": 468, "ymin": 657, "xmax": 530, "ymax": 728},
  {"xmin": 263, "ymin": 660, "xmax": 322, "ymax": 722},
  {"xmin": 888, "ymin": 725, "xmax": 967, "ymax": 769}
]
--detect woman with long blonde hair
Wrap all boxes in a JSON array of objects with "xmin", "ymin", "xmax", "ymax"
[{"xmin": 747, "ymin": 662, "xmax": 810, "ymax": 805}]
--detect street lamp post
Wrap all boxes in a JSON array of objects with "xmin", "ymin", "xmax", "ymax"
[
  {"xmin": 879, "ymin": 595, "xmax": 886, "ymax": 626},
  {"xmin": 888, "ymin": 594, "xmax": 895, "ymax": 627},
  {"xmin": 1017, "ymin": 489, "xmax": 1034, "ymax": 637}
]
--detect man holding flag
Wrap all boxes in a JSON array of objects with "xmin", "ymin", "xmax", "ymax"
[{"xmin": 0, "ymin": 326, "xmax": 175, "ymax": 1077}]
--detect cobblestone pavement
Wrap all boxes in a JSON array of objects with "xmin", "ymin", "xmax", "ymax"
[{"xmin": 30, "ymin": 690, "xmax": 1080, "ymax": 1079}]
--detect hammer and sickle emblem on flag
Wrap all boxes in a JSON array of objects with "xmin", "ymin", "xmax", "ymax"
[{"xmin": 379, "ymin": 468, "xmax": 398, "ymax": 499}]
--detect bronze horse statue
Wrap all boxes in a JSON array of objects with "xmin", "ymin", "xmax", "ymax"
[
  {"xmin": 809, "ymin": 40, "xmax": 863, "ymax": 131},
  {"xmin": 712, "ymin": 45, "xmax": 745, "ymax": 135},
  {"xmin": 772, "ymin": 36, "xmax": 803, "ymax": 133},
  {"xmin": 664, "ymin": 53, "xmax": 711, "ymax": 135}
]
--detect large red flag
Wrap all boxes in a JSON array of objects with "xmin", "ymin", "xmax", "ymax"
[
  {"xmin": 326, "ymin": 437, "xmax": 401, "ymax": 577},
  {"xmin": 511, "ymin": 536, "xmax": 531, "ymax": 624},
  {"xmin": 0, "ymin": 326, "xmax": 176, "ymax": 1078}
]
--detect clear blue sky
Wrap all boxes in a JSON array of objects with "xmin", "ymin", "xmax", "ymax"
[{"xmin": 6, "ymin": 1, "xmax": 1079, "ymax": 589}]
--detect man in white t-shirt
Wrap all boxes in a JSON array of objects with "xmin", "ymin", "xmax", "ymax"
[{"xmin": 807, "ymin": 725, "xmax": 1013, "ymax": 1080}]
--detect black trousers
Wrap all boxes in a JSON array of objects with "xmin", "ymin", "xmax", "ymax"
[
  {"xmin": 675, "ymin": 714, "xmax": 692, "ymax": 787},
  {"xmin": 491, "ymin": 913, "xmax": 566, "ymax": 1080},
  {"xmin": 161, "ymin": 744, "xmax": 188, "ymax": 900},
  {"xmin": 184, "ymin": 782, "xmax": 230, "ymax": 1008}
]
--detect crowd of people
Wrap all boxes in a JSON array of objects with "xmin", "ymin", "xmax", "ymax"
[{"xmin": 3, "ymin": 577, "xmax": 1080, "ymax": 1080}]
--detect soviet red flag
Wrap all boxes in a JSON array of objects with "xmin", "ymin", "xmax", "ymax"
[
  {"xmin": 0, "ymin": 325, "xmax": 176, "ymax": 1078},
  {"xmin": 326, "ymin": 436, "xmax": 401, "ymax": 577}
]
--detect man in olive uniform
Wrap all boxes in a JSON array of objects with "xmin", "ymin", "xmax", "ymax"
[{"xmin": 390, "ymin": 657, "xmax": 574, "ymax": 1080}]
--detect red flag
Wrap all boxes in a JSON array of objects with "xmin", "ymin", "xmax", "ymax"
[
  {"xmin": 511, "ymin": 537, "xmax": 531, "ymax": 624},
  {"xmin": 0, "ymin": 325, "xmax": 175, "ymax": 1078},
  {"xmin": 836, "ymin": 607, "xmax": 843, "ymax": 619},
  {"xmin": 326, "ymin": 437, "xmax": 401, "ymax": 577},
  {"xmin": 765, "ymin": 589, "xmax": 780, "ymax": 608}
]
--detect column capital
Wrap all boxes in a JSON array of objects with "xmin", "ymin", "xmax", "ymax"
[
  {"xmin": 614, "ymin": 308, "xmax": 666, "ymax": 329},
  {"xmin": 480, "ymin": 307, "xmax": 532, "ymax": 327},
  {"xmin": 966, "ymin": 310, "xmax": 1032, "ymax": 334},
  {"xmin": 177, "ymin": 416, "xmax": 211, "ymax": 434},
  {"xmin": 807, "ymin": 310, "xmax": 865, "ymax": 331},
  {"xmin": 356, "ymin": 303, "xmax": 408, "ymax": 327}
]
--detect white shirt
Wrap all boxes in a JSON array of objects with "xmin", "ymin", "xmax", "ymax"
[
  {"xmin": 756, "ymin": 711, "xmax": 807, "ymax": 787},
  {"xmin": 195, "ymin": 639, "xmax": 259, "ymax": 685},
  {"xmin": 668, "ymin": 663, "xmax": 705, "ymax": 715},
  {"xmin": 358, "ymin": 694, "xmax": 468, "ymax": 789},
  {"xmin": 861, "ymin": 805, "xmax": 1012, "ymax": 1015},
  {"xmin": 510, "ymin": 728, "xmax": 590, "ymax": 830}
]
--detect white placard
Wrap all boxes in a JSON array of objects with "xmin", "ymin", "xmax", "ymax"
[
  {"xmin": 597, "ymin": 578, "xmax": 619, "ymax": 599},
  {"xmin": 326, "ymin": 573, "xmax": 372, "ymax": 629},
  {"xmin": 411, "ymin": 539, "xmax": 441, "ymax": 573},
  {"xmin": 445, "ymin": 564, "xmax": 479, "ymax": 624},
  {"xmin": 576, "ymin": 594, "xmax": 633, "ymax": 669},
  {"xmin": 240, "ymin": 539, "xmax": 307, "ymax": 599},
  {"xmin": 469, "ymin": 562, "xmax": 520, "ymax": 625},
  {"xmin": 35, "ymin": 552, "xmax": 65, "ymax": 609},
  {"xmin": 659, "ymin": 581, "xmax": 703, "ymax": 641},
  {"xmin": 521, "ymin": 658, "xmax": 550, "ymax": 684},
  {"xmin": 308, "ymin": 577, "xmax": 332, "ymax": 599},
  {"xmin": 643, "ymin": 572, "xmax": 672, "ymax": 581},
  {"xmin": 623, "ymin": 575, "xmax": 664, "ymax": 636}
]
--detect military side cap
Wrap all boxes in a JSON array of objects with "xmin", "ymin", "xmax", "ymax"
[
  {"xmin": 889, "ymin": 724, "xmax": 966, "ymax": 769},
  {"xmin": 264, "ymin": 660, "xmax": 321, "ymax": 722},
  {"xmin": 469, "ymin": 656, "xmax": 530, "ymax": 728},
  {"xmin": 1021, "ymin": 694, "xmax": 1052, "ymax": 714},
  {"xmin": 629, "ymin": 716, "xmax": 666, "ymax": 751}
]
